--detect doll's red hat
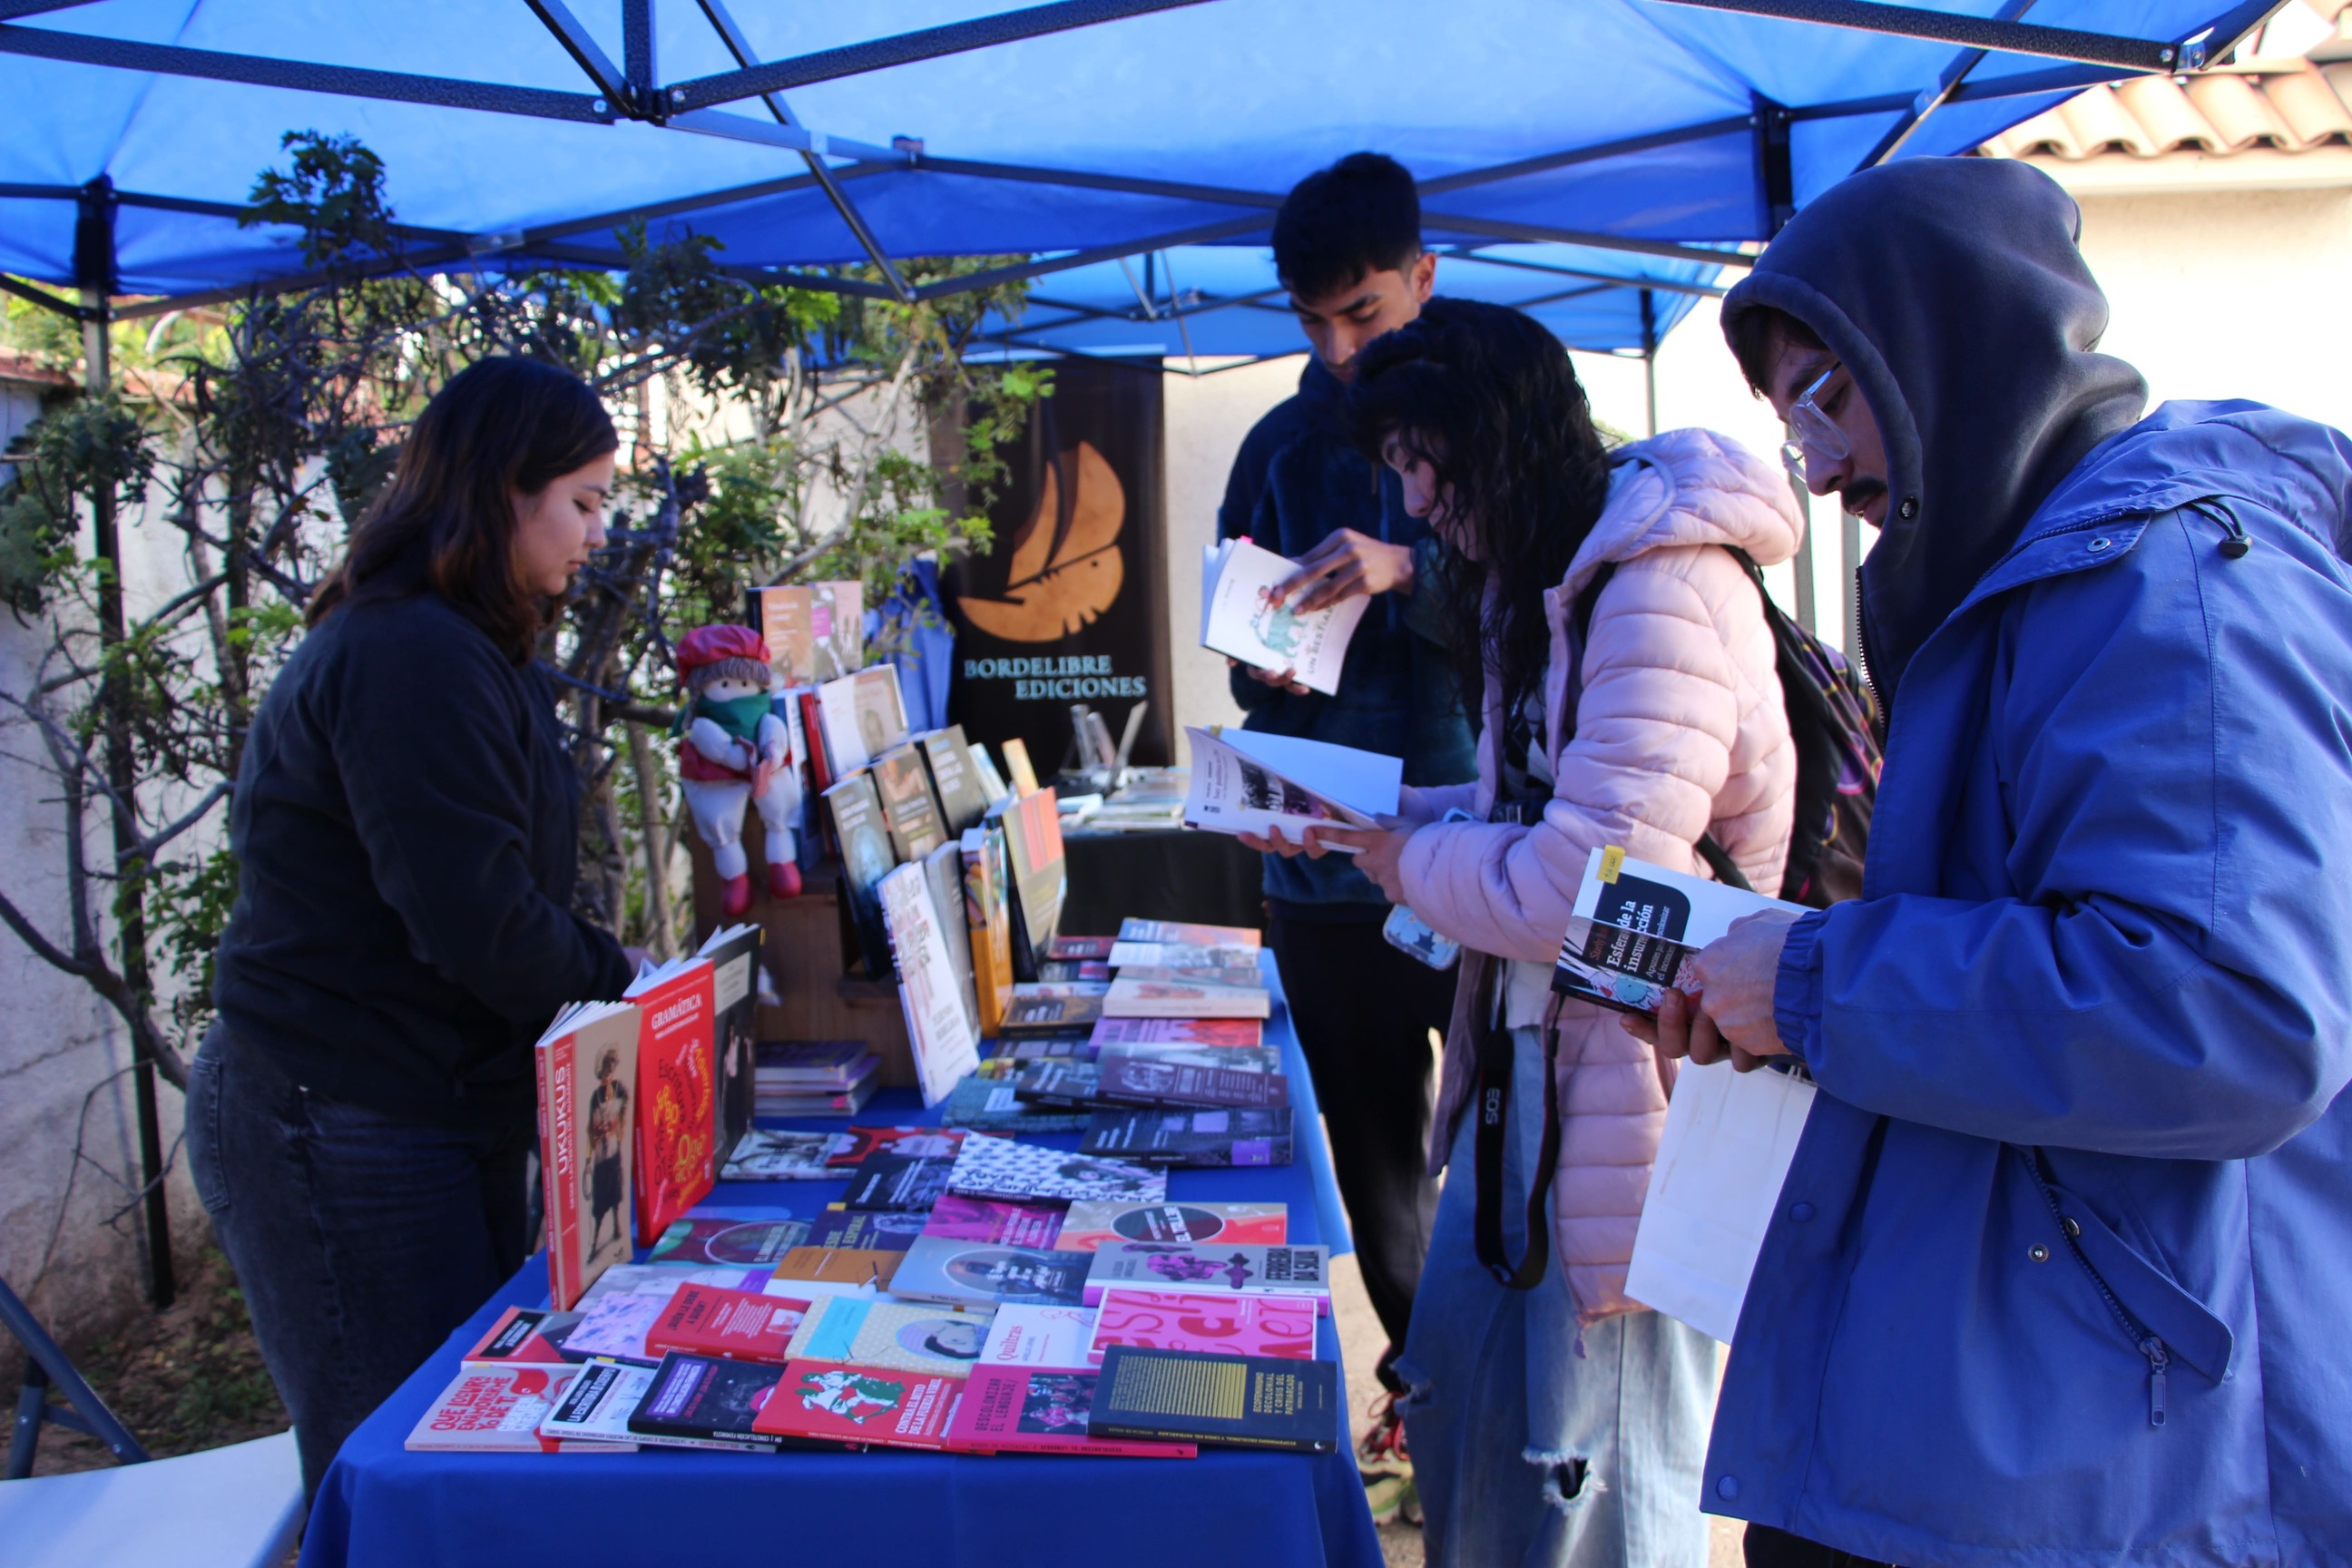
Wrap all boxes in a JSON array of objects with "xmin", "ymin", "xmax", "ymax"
[{"xmin": 675, "ymin": 622, "xmax": 769, "ymax": 681}]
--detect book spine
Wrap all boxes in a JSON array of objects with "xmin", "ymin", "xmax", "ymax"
[
  {"xmin": 542, "ymin": 1034, "xmax": 582, "ymax": 1309},
  {"xmin": 1086, "ymin": 1418, "xmax": 1326, "ymax": 1453}
]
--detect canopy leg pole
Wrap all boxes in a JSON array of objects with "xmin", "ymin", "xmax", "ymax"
[{"xmin": 1639, "ymin": 289, "xmax": 1660, "ymax": 437}]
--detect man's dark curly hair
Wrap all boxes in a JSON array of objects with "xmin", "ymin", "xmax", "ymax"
[{"xmin": 1349, "ymin": 298, "xmax": 1613, "ymax": 767}]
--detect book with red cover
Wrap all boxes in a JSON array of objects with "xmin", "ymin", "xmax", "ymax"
[
  {"xmin": 1090, "ymin": 1016, "xmax": 1263, "ymax": 1049},
  {"xmin": 463, "ymin": 1305, "xmax": 578, "ymax": 1370},
  {"xmin": 626, "ymin": 958, "xmax": 719, "ymax": 1248},
  {"xmin": 1115, "ymin": 919, "xmax": 1262, "ymax": 949},
  {"xmin": 828, "ymin": 1124, "xmax": 966, "ymax": 1168},
  {"xmin": 1044, "ymin": 936, "xmax": 1114, "ymax": 960},
  {"xmin": 404, "ymin": 1365, "xmax": 579, "ymax": 1452},
  {"xmin": 1059, "ymin": 1200, "xmax": 1288, "ymax": 1251},
  {"xmin": 750, "ymin": 1359, "xmax": 963, "ymax": 1451},
  {"xmin": 1084, "ymin": 1289, "xmax": 1320, "ymax": 1364},
  {"xmin": 944, "ymin": 1365, "xmax": 1196, "ymax": 1457},
  {"xmin": 645, "ymin": 1285, "xmax": 814, "ymax": 1364},
  {"xmin": 534, "ymin": 1000, "xmax": 642, "ymax": 1309}
]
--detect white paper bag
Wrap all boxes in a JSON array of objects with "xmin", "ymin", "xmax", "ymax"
[{"xmin": 1624, "ymin": 1059, "xmax": 1817, "ymax": 1344}]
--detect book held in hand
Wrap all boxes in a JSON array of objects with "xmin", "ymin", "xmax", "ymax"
[
  {"xmin": 1090, "ymin": 1345, "xmax": 1341, "ymax": 1454},
  {"xmin": 1181, "ymin": 724, "xmax": 1400, "ymax": 849},
  {"xmin": 406, "ymin": 1365, "xmax": 580, "ymax": 1453},
  {"xmin": 1085, "ymin": 1288, "xmax": 1320, "ymax": 1363},
  {"xmin": 1083, "ymin": 1242, "xmax": 1332, "ymax": 1312},
  {"xmin": 1553, "ymin": 844, "xmax": 1807, "ymax": 1015},
  {"xmin": 534, "ymin": 1000, "xmax": 642, "ymax": 1309},
  {"xmin": 1200, "ymin": 534, "xmax": 1369, "ymax": 696},
  {"xmin": 946, "ymin": 1365, "xmax": 1195, "ymax": 1458}
]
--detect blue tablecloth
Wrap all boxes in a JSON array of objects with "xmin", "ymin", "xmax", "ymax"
[{"xmin": 302, "ymin": 954, "xmax": 1377, "ymax": 1568}]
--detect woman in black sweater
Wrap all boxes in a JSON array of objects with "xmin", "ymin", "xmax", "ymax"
[{"xmin": 190, "ymin": 358, "xmax": 637, "ymax": 1494}]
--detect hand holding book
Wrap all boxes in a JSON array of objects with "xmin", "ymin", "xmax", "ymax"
[
  {"xmin": 1618, "ymin": 909, "xmax": 1805, "ymax": 1073},
  {"xmin": 1273, "ymin": 526, "xmax": 1417, "ymax": 613}
]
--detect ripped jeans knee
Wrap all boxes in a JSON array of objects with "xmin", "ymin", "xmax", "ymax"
[{"xmin": 1527, "ymin": 1446, "xmax": 1604, "ymax": 1512}]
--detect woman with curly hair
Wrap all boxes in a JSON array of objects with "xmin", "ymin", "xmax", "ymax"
[{"xmin": 1291, "ymin": 299, "xmax": 1803, "ymax": 1565}]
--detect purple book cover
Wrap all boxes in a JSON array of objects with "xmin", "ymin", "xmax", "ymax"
[
  {"xmin": 923, "ymin": 1192, "xmax": 1069, "ymax": 1249},
  {"xmin": 1095, "ymin": 1057, "xmax": 1290, "ymax": 1111}
]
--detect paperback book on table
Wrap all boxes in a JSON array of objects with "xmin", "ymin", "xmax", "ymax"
[
  {"xmin": 755, "ymin": 1040, "xmax": 873, "ymax": 1085},
  {"xmin": 993, "ymin": 787, "xmax": 1068, "ymax": 981},
  {"xmin": 1090, "ymin": 1345, "xmax": 1341, "ymax": 1454},
  {"xmin": 406, "ymin": 1365, "xmax": 580, "ymax": 1453},
  {"xmin": 1059, "ymin": 1200, "xmax": 1288, "ymax": 1251},
  {"xmin": 978, "ymin": 1303, "xmax": 1098, "ymax": 1367},
  {"xmin": 785, "ymin": 1295, "xmax": 995, "ymax": 1377},
  {"xmin": 945, "ymin": 1132, "xmax": 1168, "ymax": 1205},
  {"xmin": 1102, "ymin": 973, "xmax": 1272, "ymax": 1021},
  {"xmin": 831, "ymin": 1125, "xmax": 965, "ymax": 1166},
  {"xmin": 463, "ymin": 1306, "xmax": 580, "ymax": 1371},
  {"xmin": 1105, "ymin": 940, "xmax": 1264, "ymax": 970},
  {"xmin": 534, "ymin": 1000, "xmax": 642, "ymax": 1309},
  {"xmin": 644, "ymin": 1283, "xmax": 813, "ymax": 1365},
  {"xmin": 922, "ymin": 840, "xmax": 983, "ymax": 1044},
  {"xmin": 562, "ymin": 1264, "xmax": 772, "ymax": 1365},
  {"xmin": 1091, "ymin": 1016, "xmax": 1263, "ymax": 1050},
  {"xmin": 628, "ymin": 1352, "xmax": 793, "ymax": 1453},
  {"xmin": 816, "ymin": 663, "xmax": 910, "ymax": 776},
  {"xmin": 751, "ymin": 1359, "xmax": 964, "ymax": 1451},
  {"xmin": 960, "ymin": 822, "xmax": 1018, "ymax": 1036},
  {"xmin": 805, "ymin": 1209, "xmax": 926, "ymax": 1251},
  {"xmin": 1045, "ymin": 935, "xmax": 1114, "ymax": 961},
  {"xmin": 648, "ymin": 1214, "xmax": 810, "ymax": 1268},
  {"xmin": 750, "ymin": 579, "xmax": 863, "ymax": 686},
  {"xmin": 1102, "ymin": 1041, "xmax": 1282, "ymax": 1075},
  {"xmin": 624, "ymin": 956, "xmax": 720, "ymax": 1248},
  {"xmin": 1083, "ymin": 1242, "xmax": 1332, "ymax": 1311},
  {"xmin": 890, "ymin": 1194, "xmax": 1091, "ymax": 1308},
  {"xmin": 1016, "ymin": 1056, "xmax": 1290, "ymax": 1113},
  {"xmin": 1081, "ymin": 1107, "xmax": 1296, "ymax": 1168},
  {"xmin": 870, "ymin": 742, "xmax": 952, "ymax": 863},
  {"xmin": 839, "ymin": 1149, "xmax": 956, "ymax": 1212},
  {"xmin": 697, "ymin": 922, "xmax": 763, "ymax": 1163},
  {"xmin": 1180, "ymin": 724, "xmax": 1400, "ymax": 849},
  {"xmin": 939, "ymin": 1073, "xmax": 1092, "ymax": 1133},
  {"xmin": 1000, "ymin": 989, "xmax": 1106, "ymax": 1034},
  {"xmin": 719, "ymin": 1128, "xmax": 855, "ymax": 1180},
  {"xmin": 534, "ymin": 1359, "xmax": 652, "ymax": 1452},
  {"xmin": 1117, "ymin": 918, "xmax": 1261, "ymax": 949},
  {"xmin": 877, "ymin": 860, "xmax": 983, "ymax": 1106},
  {"xmin": 823, "ymin": 770, "xmax": 899, "ymax": 978},
  {"xmin": 946, "ymin": 1365, "xmax": 1196, "ymax": 1458},
  {"xmin": 1086, "ymin": 1288, "xmax": 1320, "ymax": 1363},
  {"xmin": 1199, "ymin": 534, "xmax": 1369, "ymax": 697},
  {"xmin": 918, "ymin": 725, "xmax": 996, "ymax": 837}
]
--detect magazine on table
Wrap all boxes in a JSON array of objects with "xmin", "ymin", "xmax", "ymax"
[
  {"xmin": 1199, "ymin": 535, "xmax": 1369, "ymax": 696},
  {"xmin": 1180, "ymin": 725, "xmax": 1400, "ymax": 849}
]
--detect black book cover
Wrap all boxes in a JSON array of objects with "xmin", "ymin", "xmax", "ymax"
[
  {"xmin": 823, "ymin": 771, "xmax": 898, "ymax": 978},
  {"xmin": 840, "ymin": 1152, "xmax": 953, "ymax": 1212},
  {"xmin": 918, "ymin": 725, "xmax": 995, "ymax": 838},
  {"xmin": 627, "ymin": 1353, "xmax": 794, "ymax": 1452},
  {"xmin": 1094, "ymin": 1056, "xmax": 1291, "ymax": 1111},
  {"xmin": 1013, "ymin": 1059, "xmax": 1104, "ymax": 1109},
  {"xmin": 700, "ymin": 925, "xmax": 763, "ymax": 1163},
  {"xmin": 870, "ymin": 744, "xmax": 951, "ymax": 863},
  {"xmin": 1089, "ymin": 1346, "xmax": 1340, "ymax": 1454},
  {"xmin": 1080, "ymin": 1108, "xmax": 1295, "ymax": 1168},
  {"xmin": 1001, "ymin": 994, "xmax": 1103, "ymax": 1035}
]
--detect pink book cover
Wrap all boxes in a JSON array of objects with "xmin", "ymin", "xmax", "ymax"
[
  {"xmin": 1089, "ymin": 1017, "xmax": 1264, "ymax": 1049},
  {"xmin": 921, "ymin": 1192, "xmax": 1068, "ymax": 1249},
  {"xmin": 943, "ymin": 1365, "xmax": 1196, "ymax": 1458},
  {"xmin": 1084, "ymin": 1289, "xmax": 1319, "ymax": 1365}
]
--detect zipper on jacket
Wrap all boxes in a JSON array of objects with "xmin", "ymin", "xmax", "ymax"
[
  {"xmin": 2019, "ymin": 1149, "xmax": 2172, "ymax": 1428},
  {"xmin": 1849, "ymin": 567, "xmax": 1886, "ymax": 741}
]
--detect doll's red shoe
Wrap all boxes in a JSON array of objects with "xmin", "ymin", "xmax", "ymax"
[
  {"xmin": 768, "ymin": 859, "xmax": 802, "ymax": 899},
  {"xmin": 720, "ymin": 872, "xmax": 753, "ymax": 917}
]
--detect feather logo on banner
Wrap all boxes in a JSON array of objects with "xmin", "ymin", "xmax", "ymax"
[{"xmin": 956, "ymin": 441, "xmax": 1124, "ymax": 642}]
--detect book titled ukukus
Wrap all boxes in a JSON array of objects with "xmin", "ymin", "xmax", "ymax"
[{"xmin": 1090, "ymin": 1345, "xmax": 1341, "ymax": 1454}]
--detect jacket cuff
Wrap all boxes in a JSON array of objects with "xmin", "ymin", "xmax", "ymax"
[{"xmin": 1772, "ymin": 908, "xmax": 1831, "ymax": 1063}]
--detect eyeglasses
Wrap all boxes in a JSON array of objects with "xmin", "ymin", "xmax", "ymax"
[{"xmin": 1779, "ymin": 364, "xmax": 1851, "ymax": 487}]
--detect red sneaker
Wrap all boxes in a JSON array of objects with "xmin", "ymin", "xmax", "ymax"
[
  {"xmin": 767, "ymin": 859, "xmax": 802, "ymax": 900},
  {"xmin": 720, "ymin": 872, "xmax": 753, "ymax": 918}
]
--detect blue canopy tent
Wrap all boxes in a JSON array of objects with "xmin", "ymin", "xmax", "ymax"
[{"xmin": 0, "ymin": 0, "xmax": 2286, "ymax": 358}]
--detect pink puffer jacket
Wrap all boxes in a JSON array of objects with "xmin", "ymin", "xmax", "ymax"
[{"xmin": 1397, "ymin": 426, "xmax": 1802, "ymax": 1324}]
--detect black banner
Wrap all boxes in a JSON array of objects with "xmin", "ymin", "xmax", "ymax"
[{"xmin": 944, "ymin": 358, "xmax": 1173, "ymax": 770}]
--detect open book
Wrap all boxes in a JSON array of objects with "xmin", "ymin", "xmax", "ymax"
[
  {"xmin": 1181, "ymin": 726, "xmax": 1400, "ymax": 850},
  {"xmin": 1200, "ymin": 537, "xmax": 1369, "ymax": 696}
]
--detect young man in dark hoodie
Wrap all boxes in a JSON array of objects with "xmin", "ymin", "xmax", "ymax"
[
  {"xmin": 1217, "ymin": 152, "xmax": 1476, "ymax": 1432},
  {"xmin": 1632, "ymin": 156, "xmax": 2352, "ymax": 1566}
]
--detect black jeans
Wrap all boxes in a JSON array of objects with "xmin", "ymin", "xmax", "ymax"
[
  {"xmin": 1267, "ymin": 914, "xmax": 1455, "ymax": 1377},
  {"xmin": 187, "ymin": 1024, "xmax": 533, "ymax": 1497},
  {"xmin": 1744, "ymin": 1524, "xmax": 1899, "ymax": 1568}
]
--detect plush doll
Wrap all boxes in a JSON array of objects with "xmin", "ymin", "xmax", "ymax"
[{"xmin": 674, "ymin": 623, "xmax": 803, "ymax": 917}]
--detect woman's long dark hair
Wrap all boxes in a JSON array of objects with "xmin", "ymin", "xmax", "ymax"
[
  {"xmin": 1349, "ymin": 299, "xmax": 1612, "ymax": 766},
  {"xmin": 309, "ymin": 357, "xmax": 618, "ymax": 662}
]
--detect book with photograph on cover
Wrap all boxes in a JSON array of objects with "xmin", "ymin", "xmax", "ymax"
[
  {"xmin": 824, "ymin": 771, "xmax": 899, "ymax": 978},
  {"xmin": 534, "ymin": 1359, "xmax": 652, "ymax": 1451},
  {"xmin": 1083, "ymin": 1242, "xmax": 1331, "ymax": 1311},
  {"xmin": 870, "ymin": 744, "xmax": 951, "ymax": 863},
  {"xmin": 534, "ymin": 1000, "xmax": 641, "ymax": 1309},
  {"xmin": 720, "ymin": 1129, "xmax": 855, "ymax": 1181},
  {"xmin": 918, "ymin": 725, "xmax": 995, "ymax": 837},
  {"xmin": 945, "ymin": 1365, "xmax": 1195, "ymax": 1458},
  {"xmin": 1081, "ymin": 1107, "xmax": 1295, "ymax": 1167},
  {"xmin": 1554, "ymin": 844, "xmax": 1806, "ymax": 1014},
  {"xmin": 698, "ymin": 923, "xmax": 763, "ymax": 1162},
  {"xmin": 784, "ymin": 1296, "xmax": 995, "ymax": 1377},
  {"xmin": 946, "ymin": 1132, "xmax": 1166, "ymax": 1205},
  {"xmin": 648, "ymin": 1213, "xmax": 809, "ymax": 1267},
  {"xmin": 627, "ymin": 1353, "xmax": 792, "ymax": 1452},
  {"xmin": 940, "ymin": 1073, "xmax": 1092, "ymax": 1133},
  {"xmin": 1180, "ymin": 724, "xmax": 1399, "ymax": 850},
  {"xmin": 1090, "ymin": 1346, "xmax": 1340, "ymax": 1453}
]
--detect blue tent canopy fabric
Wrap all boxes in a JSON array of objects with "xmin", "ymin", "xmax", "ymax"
[{"xmin": 0, "ymin": 0, "xmax": 2276, "ymax": 357}]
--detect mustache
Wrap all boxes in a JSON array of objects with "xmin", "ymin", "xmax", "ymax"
[{"xmin": 1840, "ymin": 476, "xmax": 1889, "ymax": 518}]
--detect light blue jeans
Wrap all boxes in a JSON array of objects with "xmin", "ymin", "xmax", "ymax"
[{"xmin": 1396, "ymin": 1024, "xmax": 1717, "ymax": 1568}]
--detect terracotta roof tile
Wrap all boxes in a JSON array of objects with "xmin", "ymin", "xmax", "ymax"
[{"xmin": 1983, "ymin": 63, "xmax": 2352, "ymax": 161}]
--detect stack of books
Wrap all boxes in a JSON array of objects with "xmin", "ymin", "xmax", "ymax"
[{"xmin": 754, "ymin": 1041, "xmax": 879, "ymax": 1117}]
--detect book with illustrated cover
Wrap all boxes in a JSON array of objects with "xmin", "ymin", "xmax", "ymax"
[
  {"xmin": 769, "ymin": 1245, "xmax": 902, "ymax": 1295},
  {"xmin": 624, "ymin": 957, "xmax": 720, "ymax": 1248},
  {"xmin": 649, "ymin": 1214, "xmax": 810, "ymax": 1267},
  {"xmin": 751, "ymin": 1360, "xmax": 963, "ymax": 1450},
  {"xmin": 563, "ymin": 1265, "xmax": 772, "ymax": 1365},
  {"xmin": 830, "ymin": 1124, "xmax": 967, "ymax": 1167},
  {"xmin": 960, "ymin": 823, "xmax": 1016, "ymax": 1036},
  {"xmin": 697, "ymin": 924, "xmax": 763, "ymax": 1163},
  {"xmin": 534, "ymin": 1000, "xmax": 642, "ymax": 1309},
  {"xmin": 627, "ymin": 1353, "xmax": 791, "ymax": 1452},
  {"xmin": 1180, "ymin": 725, "xmax": 1399, "ymax": 851},
  {"xmin": 871, "ymin": 743, "xmax": 952, "ymax": 863},
  {"xmin": 1555, "ymin": 845, "xmax": 1806, "ymax": 1015},
  {"xmin": 840, "ymin": 1150, "xmax": 955, "ymax": 1212},
  {"xmin": 1199, "ymin": 534, "xmax": 1370, "ymax": 697},
  {"xmin": 923, "ymin": 841, "xmax": 983, "ymax": 1049},
  {"xmin": 534, "ymin": 1359, "xmax": 651, "ymax": 1451},
  {"xmin": 1010, "ymin": 1058, "xmax": 1106, "ymax": 1110},
  {"xmin": 463, "ymin": 1305, "xmax": 579, "ymax": 1371},
  {"xmin": 1100, "ymin": 1041, "xmax": 1283, "ymax": 1075},
  {"xmin": 922, "ymin": 1192, "xmax": 1070, "ymax": 1248},
  {"xmin": 750, "ymin": 580, "xmax": 862, "ymax": 686},
  {"xmin": 1035, "ymin": 959, "xmax": 1112, "ymax": 983},
  {"xmin": 1090, "ymin": 1346, "xmax": 1341, "ymax": 1454},
  {"xmin": 945, "ymin": 1365, "xmax": 1195, "ymax": 1458},
  {"xmin": 825, "ymin": 772, "xmax": 900, "ymax": 978},
  {"xmin": 1106, "ymin": 941, "xmax": 1263, "ymax": 970},
  {"xmin": 946, "ymin": 1132, "xmax": 1167, "ymax": 1205},
  {"xmin": 1086, "ymin": 1288, "xmax": 1320, "ymax": 1364},
  {"xmin": 1095, "ymin": 1055, "xmax": 1291, "ymax": 1110},
  {"xmin": 1059, "ymin": 1200, "xmax": 1287, "ymax": 1252},
  {"xmin": 917, "ymin": 725, "xmax": 995, "ymax": 837},
  {"xmin": 995, "ymin": 789, "xmax": 1066, "ymax": 981},
  {"xmin": 887, "ymin": 1238, "xmax": 1094, "ymax": 1308},
  {"xmin": 1090, "ymin": 1016, "xmax": 1263, "ymax": 1050},
  {"xmin": 1081, "ymin": 1107, "xmax": 1295, "ymax": 1168},
  {"xmin": 940, "ymin": 1073, "xmax": 1091, "ymax": 1133},
  {"xmin": 1001, "ymin": 991, "xmax": 1104, "ymax": 1034},
  {"xmin": 645, "ymin": 1284, "xmax": 813, "ymax": 1364},
  {"xmin": 720, "ymin": 1129, "xmax": 855, "ymax": 1181},
  {"xmin": 877, "ymin": 861, "xmax": 982, "ymax": 1106},
  {"xmin": 804, "ymin": 1209, "xmax": 926, "ymax": 1251},
  {"xmin": 1102, "ymin": 975, "xmax": 1272, "ymax": 1022},
  {"xmin": 1044, "ymin": 935, "xmax": 1115, "ymax": 961},
  {"xmin": 1083, "ymin": 1243, "xmax": 1332, "ymax": 1311},
  {"xmin": 405, "ymin": 1365, "xmax": 579, "ymax": 1452},
  {"xmin": 979, "ymin": 1303, "xmax": 1098, "ymax": 1368},
  {"xmin": 1116, "ymin": 918, "xmax": 1261, "ymax": 950},
  {"xmin": 816, "ymin": 665, "xmax": 909, "ymax": 775},
  {"xmin": 784, "ymin": 1296, "xmax": 995, "ymax": 1377}
]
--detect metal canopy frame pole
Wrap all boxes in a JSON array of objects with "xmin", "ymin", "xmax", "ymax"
[
  {"xmin": 1434, "ymin": 245, "xmax": 1728, "ymax": 299},
  {"xmin": 1857, "ymin": 0, "xmax": 2036, "ymax": 169},
  {"xmin": 1640, "ymin": 288, "xmax": 1660, "ymax": 437},
  {"xmin": 1642, "ymin": 0, "xmax": 2205, "ymax": 71}
]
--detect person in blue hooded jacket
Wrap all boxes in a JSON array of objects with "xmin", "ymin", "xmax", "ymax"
[{"xmin": 1632, "ymin": 156, "xmax": 2352, "ymax": 1567}]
